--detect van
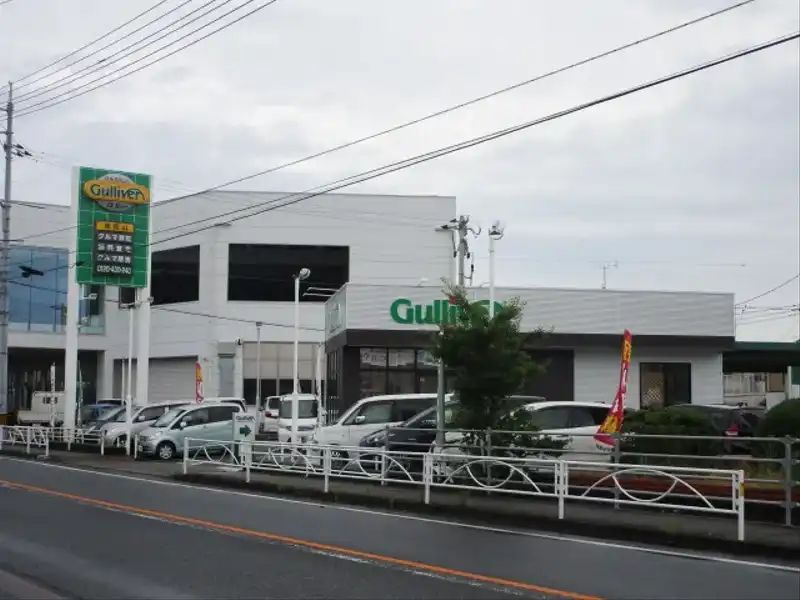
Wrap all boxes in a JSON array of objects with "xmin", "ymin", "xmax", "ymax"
[
  {"xmin": 310, "ymin": 393, "xmax": 443, "ymax": 461},
  {"xmin": 136, "ymin": 402, "xmax": 243, "ymax": 460},
  {"xmin": 276, "ymin": 394, "xmax": 321, "ymax": 444}
]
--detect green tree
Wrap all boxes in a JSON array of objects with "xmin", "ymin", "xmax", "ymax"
[{"xmin": 431, "ymin": 285, "xmax": 564, "ymax": 462}]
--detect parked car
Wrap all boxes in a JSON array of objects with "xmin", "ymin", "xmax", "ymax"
[
  {"xmin": 276, "ymin": 394, "xmax": 323, "ymax": 444},
  {"xmin": 78, "ymin": 403, "xmax": 119, "ymax": 426},
  {"xmin": 96, "ymin": 400, "xmax": 194, "ymax": 448},
  {"xmin": 261, "ymin": 395, "xmax": 281, "ymax": 438},
  {"xmin": 430, "ymin": 400, "xmax": 636, "ymax": 476},
  {"xmin": 310, "ymin": 393, "xmax": 445, "ymax": 462},
  {"xmin": 357, "ymin": 395, "xmax": 546, "ymax": 472},
  {"xmin": 675, "ymin": 403, "xmax": 765, "ymax": 453},
  {"xmin": 137, "ymin": 402, "xmax": 243, "ymax": 460},
  {"xmin": 83, "ymin": 406, "xmax": 130, "ymax": 433}
]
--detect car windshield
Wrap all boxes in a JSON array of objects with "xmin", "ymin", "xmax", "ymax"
[
  {"xmin": 153, "ymin": 408, "xmax": 186, "ymax": 427},
  {"xmin": 111, "ymin": 407, "xmax": 143, "ymax": 422},
  {"xmin": 279, "ymin": 398, "xmax": 317, "ymax": 419},
  {"xmin": 96, "ymin": 407, "xmax": 125, "ymax": 422},
  {"xmin": 267, "ymin": 397, "xmax": 281, "ymax": 410}
]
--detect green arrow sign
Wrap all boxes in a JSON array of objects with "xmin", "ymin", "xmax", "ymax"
[{"xmin": 238, "ymin": 425, "xmax": 252, "ymax": 437}]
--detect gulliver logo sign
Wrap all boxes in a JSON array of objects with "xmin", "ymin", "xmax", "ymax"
[
  {"xmin": 74, "ymin": 166, "xmax": 152, "ymax": 288},
  {"xmin": 390, "ymin": 297, "xmax": 503, "ymax": 325}
]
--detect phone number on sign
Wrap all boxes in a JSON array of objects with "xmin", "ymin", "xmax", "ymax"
[{"xmin": 96, "ymin": 264, "xmax": 133, "ymax": 276}]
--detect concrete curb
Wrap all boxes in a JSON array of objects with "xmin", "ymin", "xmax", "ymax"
[{"xmin": 3, "ymin": 449, "xmax": 798, "ymax": 562}]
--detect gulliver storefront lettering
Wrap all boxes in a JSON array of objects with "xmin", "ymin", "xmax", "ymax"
[{"xmin": 389, "ymin": 298, "xmax": 503, "ymax": 325}]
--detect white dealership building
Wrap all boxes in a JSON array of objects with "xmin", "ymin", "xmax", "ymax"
[{"xmin": 6, "ymin": 189, "xmax": 794, "ymax": 423}]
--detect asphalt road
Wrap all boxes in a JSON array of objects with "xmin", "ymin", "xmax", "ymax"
[{"xmin": 0, "ymin": 457, "xmax": 797, "ymax": 600}]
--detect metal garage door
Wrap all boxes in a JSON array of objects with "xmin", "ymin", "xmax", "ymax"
[{"xmin": 148, "ymin": 358, "xmax": 198, "ymax": 403}]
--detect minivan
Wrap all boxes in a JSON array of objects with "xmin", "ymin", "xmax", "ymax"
[
  {"xmin": 137, "ymin": 402, "xmax": 243, "ymax": 460},
  {"xmin": 276, "ymin": 394, "xmax": 322, "ymax": 443},
  {"xmin": 310, "ymin": 393, "xmax": 444, "ymax": 461}
]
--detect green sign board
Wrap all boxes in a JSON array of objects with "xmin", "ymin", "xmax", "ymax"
[
  {"xmin": 390, "ymin": 298, "xmax": 503, "ymax": 325},
  {"xmin": 74, "ymin": 166, "xmax": 152, "ymax": 288}
]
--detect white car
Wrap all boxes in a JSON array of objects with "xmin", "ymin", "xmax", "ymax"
[
  {"xmin": 310, "ymin": 393, "xmax": 445, "ymax": 461},
  {"xmin": 276, "ymin": 394, "xmax": 323, "ymax": 444},
  {"xmin": 261, "ymin": 395, "xmax": 281, "ymax": 437},
  {"xmin": 431, "ymin": 401, "xmax": 628, "ymax": 471}
]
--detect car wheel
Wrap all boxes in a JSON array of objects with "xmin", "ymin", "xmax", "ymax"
[
  {"xmin": 156, "ymin": 442, "xmax": 176, "ymax": 461},
  {"xmin": 330, "ymin": 449, "xmax": 348, "ymax": 469},
  {"xmin": 113, "ymin": 435, "xmax": 127, "ymax": 448}
]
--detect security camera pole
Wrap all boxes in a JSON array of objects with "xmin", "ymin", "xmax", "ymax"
[{"xmin": 292, "ymin": 267, "xmax": 311, "ymax": 445}]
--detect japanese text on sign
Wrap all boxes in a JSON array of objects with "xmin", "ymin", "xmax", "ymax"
[{"xmin": 93, "ymin": 220, "xmax": 135, "ymax": 278}]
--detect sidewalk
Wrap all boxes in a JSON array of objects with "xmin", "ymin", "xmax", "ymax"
[{"xmin": 3, "ymin": 447, "xmax": 799, "ymax": 561}]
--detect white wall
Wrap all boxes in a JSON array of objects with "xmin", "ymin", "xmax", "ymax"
[
  {"xmin": 101, "ymin": 190, "xmax": 457, "ymax": 396},
  {"xmin": 574, "ymin": 347, "xmax": 724, "ymax": 408}
]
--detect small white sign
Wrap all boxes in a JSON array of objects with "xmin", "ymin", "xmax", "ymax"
[{"xmin": 233, "ymin": 413, "xmax": 256, "ymax": 443}]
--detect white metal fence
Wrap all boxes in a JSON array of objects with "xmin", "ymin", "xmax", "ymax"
[{"xmin": 182, "ymin": 438, "xmax": 746, "ymax": 541}]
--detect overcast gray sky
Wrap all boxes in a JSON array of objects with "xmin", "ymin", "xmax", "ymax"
[{"xmin": 1, "ymin": 0, "xmax": 798, "ymax": 341}]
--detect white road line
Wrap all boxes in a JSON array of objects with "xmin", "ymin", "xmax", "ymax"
[{"xmin": 1, "ymin": 455, "xmax": 798, "ymax": 574}]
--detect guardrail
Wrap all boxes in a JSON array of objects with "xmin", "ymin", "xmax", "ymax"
[
  {"xmin": 0, "ymin": 425, "xmax": 50, "ymax": 454},
  {"xmin": 182, "ymin": 438, "xmax": 746, "ymax": 541}
]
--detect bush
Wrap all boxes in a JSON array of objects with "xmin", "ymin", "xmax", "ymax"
[
  {"xmin": 753, "ymin": 397, "xmax": 800, "ymax": 459},
  {"xmin": 621, "ymin": 406, "xmax": 722, "ymax": 465}
]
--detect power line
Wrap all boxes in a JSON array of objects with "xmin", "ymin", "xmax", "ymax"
[
  {"xmin": 147, "ymin": 31, "xmax": 800, "ymax": 250},
  {"xmin": 2, "ymin": 0, "xmax": 174, "ymax": 92},
  {"xmin": 736, "ymin": 273, "xmax": 800, "ymax": 305},
  {"xmin": 0, "ymin": 0, "xmax": 18, "ymax": 7},
  {"xmin": 13, "ymin": 31, "xmax": 800, "ymax": 271},
  {"xmin": 8, "ymin": 279, "xmax": 324, "ymax": 331},
  {"xmin": 11, "ymin": 0, "xmax": 763, "ymax": 238},
  {"xmin": 14, "ymin": 0, "xmax": 236, "ymax": 104},
  {"xmin": 14, "ymin": 0, "xmax": 281, "ymax": 118}
]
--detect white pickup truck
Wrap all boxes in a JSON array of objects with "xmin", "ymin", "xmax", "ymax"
[{"xmin": 16, "ymin": 391, "xmax": 65, "ymax": 426}]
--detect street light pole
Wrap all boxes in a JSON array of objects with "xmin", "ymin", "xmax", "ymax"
[
  {"xmin": 292, "ymin": 267, "xmax": 310, "ymax": 445},
  {"xmin": 255, "ymin": 321, "xmax": 262, "ymax": 433},
  {"xmin": 488, "ymin": 221, "xmax": 505, "ymax": 319}
]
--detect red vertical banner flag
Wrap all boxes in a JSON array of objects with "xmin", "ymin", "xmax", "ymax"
[
  {"xmin": 594, "ymin": 329, "xmax": 633, "ymax": 449},
  {"xmin": 195, "ymin": 362, "xmax": 204, "ymax": 403}
]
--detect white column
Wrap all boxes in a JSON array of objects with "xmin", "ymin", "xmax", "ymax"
[
  {"xmin": 135, "ymin": 183, "xmax": 154, "ymax": 405},
  {"xmin": 63, "ymin": 168, "xmax": 81, "ymax": 432}
]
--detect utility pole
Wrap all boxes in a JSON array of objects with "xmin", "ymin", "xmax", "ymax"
[{"xmin": 0, "ymin": 82, "xmax": 13, "ymax": 422}]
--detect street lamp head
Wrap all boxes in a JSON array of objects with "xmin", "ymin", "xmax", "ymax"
[
  {"xmin": 488, "ymin": 220, "xmax": 505, "ymax": 240},
  {"xmin": 297, "ymin": 267, "xmax": 311, "ymax": 281}
]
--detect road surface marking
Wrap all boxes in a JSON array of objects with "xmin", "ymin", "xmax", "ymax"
[
  {"xmin": 2, "ymin": 456, "xmax": 798, "ymax": 574},
  {"xmin": 0, "ymin": 477, "xmax": 600, "ymax": 600}
]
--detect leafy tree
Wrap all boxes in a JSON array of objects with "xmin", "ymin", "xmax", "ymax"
[
  {"xmin": 753, "ymin": 397, "xmax": 800, "ymax": 459},
  {"xmin": 431, "ymin": 285, "xmax": 565, "ymax": 462}
]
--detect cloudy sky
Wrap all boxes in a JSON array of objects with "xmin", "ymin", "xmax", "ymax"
[{"xmin": 1, "ymin": 0, "xmax": 798, "ymax": 341}]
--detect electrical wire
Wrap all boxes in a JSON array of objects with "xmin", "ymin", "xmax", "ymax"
[
  {"xmin": 736, "ymin": 273, "xmax": 800, "ymax": 306},
  {"xmin": 2, "ymin": 0, "xmax": 175, "ymax": 92},
  {"xmin": 11, "ymin": 0, "xmax": 764, "ymax": 239},
  {"xmin": 14, "ymin": 0, "xmax": 280, "ymax": 117},
  {"xmin": 13, "ymin": 31, "xmax": 800, "ymax": 272},
  {"xmin": 14, "ymin": 0, "xmax": 238, "ymax": 103},
  {"xmin": 0, "ymin": 0, "xmax": 18, "ymax": 8},
  {"xmin": 8, "ymin": 279, "xmax": 324, "ymax": 331}
]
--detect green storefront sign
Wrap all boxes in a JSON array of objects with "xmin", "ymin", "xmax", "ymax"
[
  {"xmin": 390, "ymin": 297, "xmax": 503, "ymax": 325},
  {"xmin": 74, "ymin": 166, "xmax": 152, "ymax": 288}
]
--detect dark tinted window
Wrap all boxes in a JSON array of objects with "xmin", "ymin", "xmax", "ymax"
[
  {"xmin": 684, "ymin": 406, "xmax": 731, "ymax": 431},
  {"xmin": 267, "ymin": 397, "xmax": 281, "ymax": 410},
  {"xmin": 227, "ymin": 244, "xmax": 349, "ymax": 302},
  {"xmin": 182, "ymin": 408, "xmax": 209, "ymax": 426},
  {"xmin": 570, "ymin": 407, "xmax": 600, "ymax": 427},
  {"xmin": 393, "ymin": 398, "xmax": 435, "ymax": 422},
  {"xmin": 584, "ymin": 406, "xmax": 612, "ymax": 425},
  {"xmin": 737, "ymin": 410, "xmax": 763, "ymax": 429},
  {"xmin": 528, "ymin": 407, "xmax": 571, "ymax": 430},
  {"xmin": 138, "ymin": 406, "xmax": 166, "ymax": 421},
  {"xmin": 209, "ymin": 405, "xmax": 238, "ymax": 422},
  {"xmin": 151, "ymin": 245, "xmax": 200, "ymax": 305}
]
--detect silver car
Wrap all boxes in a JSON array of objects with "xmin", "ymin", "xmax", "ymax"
[
  {"xmin": 137, "ymin": 402, "xmax": 243, "ymax": 460},
  {"xmin": 98, "ymin": 400, "xmax": 193, "ymax": 448}
]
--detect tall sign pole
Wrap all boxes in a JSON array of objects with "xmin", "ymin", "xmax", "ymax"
[
  {"xmin": 0, "ymin": 83, "xmax": 13, "ymax": 423},
  {"xmin": 66, "ymin": 167, "xmax": 152, "ymax": 444}
]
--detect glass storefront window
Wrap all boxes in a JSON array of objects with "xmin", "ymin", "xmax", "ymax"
[
  {"xmin": 360, "ymin": 370, "xmax": 387, "ymax": 398},
  {"xmin": 417, "ymin": 350, "xmax": 438, "ymax": 369},
  {"xmin": 387, "ymin": 371, "xmax": 415, "ymax": 395},
  {"xmin": 360, "ymin": 348, "xmax": 387, "ymax": 368},
  {"xmin": 8, "ymin": 245, "xmax": 104, "ymax": 334},
  {"xmin": 388, "ymin": 349, "xmax": 415, "ymax": 368}
]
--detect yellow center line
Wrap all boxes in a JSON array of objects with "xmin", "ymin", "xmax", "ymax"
[{"xmin": 0, "ymin": 478, "xmax": 601, "ymax": 599}]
